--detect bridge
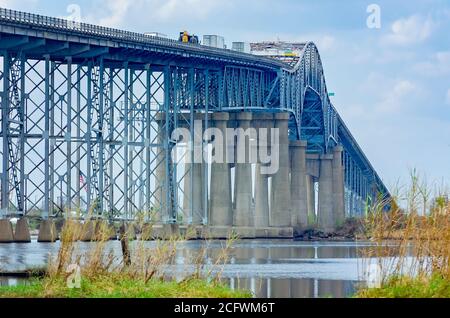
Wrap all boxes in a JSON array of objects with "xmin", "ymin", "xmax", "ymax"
[{"xmin": 0, "ymin": 8, "xmax": 389, "ymax": 242}]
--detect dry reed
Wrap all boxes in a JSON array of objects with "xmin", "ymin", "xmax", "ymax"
[{"xmin": 361, "ymin": 171, "xmax": 450, "ymax": 287}]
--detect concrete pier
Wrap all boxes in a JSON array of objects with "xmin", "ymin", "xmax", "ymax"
[
  {"xmin": 14, "ymin": 112, "xmax": 348, "ymax": 241},
  {"xmin": 182, "ymin": 113, "xmax": 207, "ymax": 226},
  {"xmin": 155, "ymin": 119, "xmax": 167, "ymax": 223},
  {"xmin": 270, "ymin": 113, "xmax": 291, "ymax": 227},
  {"xmin": 234, "ymin": 112, "xmax": 254, "ymax": 227},
  {"xmin": 332, "ymin": 146, "xmax": 346, "ymax": 226},
  {"xmin": 306, "ymin": 174, "xmax": 316, "ymax": 224},
  {"xmin": 80, "ymin": 221, "xmax": 96, "ymax": 242},
  {"xmin": 162, "ymin": 224, "xmax": 181, "ymax": 240},
  {"xmin": 318, "ymin": 155, "xmax": 335, "ymax": 232},
  {"xmin": 38, "ymin": 219, "xmax": 57, "ymax": 243},
  {"xmin": 14, "ymin": 218, "xmax": 31, "ymax": 243},
  {"xmin": 0, "ymin": 219, "xmax": 14, "ymax": 243},
  {"xmin": 210, "ymin": 112, "xmax": 233, "ymax": 226},
  {"xmin": 255, "ymin": 164, "xmax": 270, "ymax": 227},
  {"xmin": 183, "ymin": 162, "xmax": 204, "ymax": 225},
  {"xmin": 254, "ymin": 113, "xmax": 273, "ymax": 228},
  {"xmin": 290, "ymin": 141, "xmax": 308, "ymax": 229},
  {"xmin": 79, "ymin": 220, "xmax": 117, "ymax": 241}
]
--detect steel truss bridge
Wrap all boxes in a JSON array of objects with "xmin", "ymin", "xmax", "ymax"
[{"xmin": 0, "ymin": 8, "xmax": 389, "ymax": 223}]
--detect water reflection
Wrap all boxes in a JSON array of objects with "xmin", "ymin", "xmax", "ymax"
[
  {"xmin": 0, "ymin": 277, "xmax": 27, "ymax": 287},
  {"xmin": 0, "ymin": 240, "xmax": 375, "ymax": 298},
  {"xmin": 222, "ymin": 277, "xmax": 358, "ymax": 298}
]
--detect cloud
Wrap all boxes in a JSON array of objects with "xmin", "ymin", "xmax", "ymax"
[
  {"xmin": 382, "ymin": 15, "xmax": 435, "ymax": 46},
  {"xmin": 96, "ymin": 0, "xmax": 135, "ymax": 27},
  {"xmin": 0, "ymin": 0, "xmax": 19, "ymax": 7},
  {"xmin": 0, "ymin": 0, "xmax": 38, "ymax": 10},
  {"xmin": 154, "ymin": 0, "xmax": 228, "ymax": 21},
  {"xmin": 413, "ymin": 51, "xmax": 450, "ymax": 77},
  {"xmin": 315, "ymin": 35, "xmax": 336, "ymax": 52},
  {"xmin": 343, "ymin": 73, "xmax": 420, "ymax": 119},
  {"xmin": 86, "ymin": 0, "xmax": 230, "ymax": 28},
  {"xmin": 379, "ymin": 80, "xmax": 416, "ymax": 112}
]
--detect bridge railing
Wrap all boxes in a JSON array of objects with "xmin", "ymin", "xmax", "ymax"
[{"xmin": 0, "ymin": 7, "xmax": 286, "ymax": 69}]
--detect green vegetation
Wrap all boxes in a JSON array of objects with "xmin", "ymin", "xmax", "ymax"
[
  {"xmin": 0, "ymin": 275, "xmax": 250, "ymax": 298},
  {"xmin": 358, "ymin": 171, "xmax": 450, "ymax": 298},
  {"xmin": 0, "ymin": 209, "xmax": 247, "ymax": 298},
  {"xmin": 357, "ymin": 275, "xmax": 450, "ymax": 298}
]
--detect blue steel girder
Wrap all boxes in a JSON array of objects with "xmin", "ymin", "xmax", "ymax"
[
  {"xmin": 279, "ymin": 43, "xmax": 338, "ymax": 151},
  {"xmin": 276, "ymin": 42, "xmax": 390, "ymax": 209},
  {"xmin": 0, "ymin": 8, "xmax": 390, "ymax": 220}
]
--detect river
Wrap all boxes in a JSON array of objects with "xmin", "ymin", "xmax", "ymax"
[{"xmin": 0, "ymin": 239, "xmax": 376, "ymax": 298}]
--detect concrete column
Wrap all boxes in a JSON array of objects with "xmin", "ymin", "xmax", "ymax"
[
  {"xmin": 306, "ymin": 175, "xmax": 316, "ymax": 224},
  {"xmin": 14, "ymin": 218, "xmax": 31, "ymax": 243},
  {"xmin": 254, "ymin": 114, "xmax": 273, "ymax": 228},
  {"xmin": 234, "ymin": 112, "xmax": 253, "ymax": 227},
  {"xmin": 318, "ymin": 155, "xmax": 335, "ymax": 232},
  {"xmin": 255, "ymin": 165, "xmax": 270, "ymax": 227},
  {"xmin": 163, "ymin": 223, "xmax": 181, "ymax": 240},
  {"xmin": 155, "ymin": 118, "xmax": 167, "ymax": 223},
  {"xmin": 210, "ymin": 113, "xmax": 233, "ymax": 226},
  {"xmin": 183, "ymin": 162, "xmax": 204, "ymax": 225},
  {"xmin": 80, "ymin": 221, "xmax": 96, "ymax": 242},
  {"xmin": 0, "ymin": 219, "xmax": 14, "ymax": 243},
  {"xmin": 182, "ymin": 114, "xmax": 205, "ymax": 225},
  {"xmin": 38, "ymin": 219, "xmax": 57, "ymax": 243},
  {"xmin": 80, "ymin": 220, "xmax": 116, "ymax": 242},
  {"xmin": 290, "ymin": 141, "xmax": 308, "ymax": 229},
  {"xmin": 270, "ymin": 113, "xmax": 291, "ymax": 227},
  {"xmin": 333, "ymin": 146, "xmax": 346, "ymax": 226}
]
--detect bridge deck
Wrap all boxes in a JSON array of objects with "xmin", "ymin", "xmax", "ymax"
[{"xmin": 0, "ymin": 8, "xmax": 286, "ymax": 71}]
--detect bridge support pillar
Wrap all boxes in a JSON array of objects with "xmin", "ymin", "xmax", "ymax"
[
  {"xmin": 332, "ymin": 146, "xmax": 345, "ymax": 227},
  {"xmin": 14, "ymin": 218, "xmax": 31, "ymax": 243},
  {"xmin": 290, "ymin": 141, "xmax": 309, "ymax": 229},
  {"xmin": 255, "ymin": 165, "xmax": 269, "ymax": 227},
  {"xmin": 38, "ymin": 219, "xmax": 57, "ymax": 243},
  {"xmin": 155, "ymin": 119, "xmax": 167, "ymax": 223},
  {"xmin": 210, "ymin": 113, "xmax": 233, "ymax": 226},
  {"xmin": 270, "ymin": 113, "xmax": 291, "ymax": 227},
  {"xmin": 318, "ymin": 155, "xmax": 335, "ymax": 232},
  {"xmin": 183, "ymin": 162, "xmax": 204, "ymax": 225},
  {"xmin": 306, "ymin": 175, "xmax": 316, "ymax": 225},
  {"xmin": 0, "ymin": 219, "xmax": 14, "ymax": 243},
  {"xmin": 234, "ymin": 112, "xmax": 254, "ymax": 227},
  {"xmin": 183, "ymin": 114, "xmax": 206, "ymax": 226},
  {"xmin": 254, "ymin": 114, "xmax": 274, "ymax": 228}
]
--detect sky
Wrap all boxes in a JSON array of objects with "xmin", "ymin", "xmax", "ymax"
[{"xmin": 1, "ymin": 0, "xmax": 449, "ymax": 191}]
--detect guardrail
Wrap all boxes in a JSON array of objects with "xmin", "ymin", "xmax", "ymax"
[{"xmin": 0, "ymin": 7, "xmax": 287, "ymax": 69}]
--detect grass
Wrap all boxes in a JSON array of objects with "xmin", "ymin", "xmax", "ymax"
[
  {"xmin": 0, "ymin": 275, "xmax": 250, "ymax": 298},
  {"xmin": 1, "ymin": 207, "xmax": 247, "ymax": 298},
  {"xmin": 357, "ymin": 275, "xmax": 450, "ymax": 298},
  {"xmin": 357, "ymin": 170, "xmax": 450, "ymax": 298}
]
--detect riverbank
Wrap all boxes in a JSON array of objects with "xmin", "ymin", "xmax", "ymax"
[
  {"xmin": 356, "ymin": 275, "xmax": 450, "ymax": 298},
  {"xmin": 294, "ymin": 218, "xmax": 365, "ymax": 241},
  {"xmin": 354, "ymin": 175, "xmax": 450, "ymax": 299},
  {"xmin": 0, "ymin": 274, "xmax": 251, "ymax": 298}
]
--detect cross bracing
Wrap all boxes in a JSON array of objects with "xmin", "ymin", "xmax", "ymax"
[{"xmin": 0, "ymin": 8, "xmax": 389, "ymax": 221}]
